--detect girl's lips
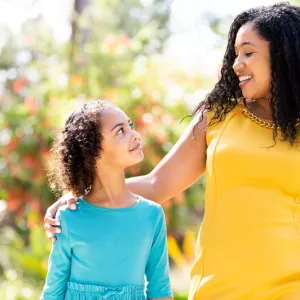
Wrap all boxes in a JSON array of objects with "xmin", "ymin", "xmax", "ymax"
[{"xmin": 129, "ymin": 144, "xmax": 143, "ymax": 151}]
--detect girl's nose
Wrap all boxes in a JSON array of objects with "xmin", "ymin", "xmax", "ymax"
[{"xmin": 132, "ymin": 129, "xmax": 141, "ymax": 141}]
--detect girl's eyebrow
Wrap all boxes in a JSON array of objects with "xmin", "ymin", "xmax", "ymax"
[{"xmin": 111, "ymin": 119, "xmax": 131, "ymax": 131}]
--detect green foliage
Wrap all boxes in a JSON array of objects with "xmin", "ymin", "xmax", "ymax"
[{"xmin": 174, "ymin": 294, "xmax": 188, "ymax": 300}]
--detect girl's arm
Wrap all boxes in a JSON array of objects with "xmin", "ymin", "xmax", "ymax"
[
  {"xmin": 145, "ymin": 206, "xmax": 173, "ymax": 299},
  {"xmin": 126, "ymin": 112, "xmax": 207, "ymax": 203},
  {"xmin": 41, "ymin": 208, "xmax": 71, "ymax": 300}
]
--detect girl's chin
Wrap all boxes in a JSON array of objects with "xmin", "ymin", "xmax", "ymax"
[{"xmin": 125, "ymin": 154, "xmax": 144, "ymax": 168}]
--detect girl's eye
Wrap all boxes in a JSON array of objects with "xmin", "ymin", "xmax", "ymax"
[
  {"xmin": 117, "ymin": 128, "xmax": 124, "ymax": 135},
  {"xmin": 129, "ymin": 122, "xmax": 134, "ymax": 129},
  {"xmin": 245, "ymin": 52, "xmax": 253, "ymax": 57}
]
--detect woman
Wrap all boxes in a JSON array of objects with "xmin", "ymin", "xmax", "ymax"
[{"xmin": 44, "ymin": 3, "xmax": 300, "ymax": 299}]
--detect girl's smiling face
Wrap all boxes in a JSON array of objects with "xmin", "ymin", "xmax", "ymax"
[
  {"xmin": 98, "ymin": 106, "xmax": 144, "ymax": 169},
  {"xmin": 233, "ymin": 22, "xmax": 271, "ymax": 101}
]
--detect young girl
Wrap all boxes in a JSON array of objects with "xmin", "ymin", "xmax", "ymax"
[{"xmin": 41, "ymin": 100, "xmax": 173, "ymax": 300}]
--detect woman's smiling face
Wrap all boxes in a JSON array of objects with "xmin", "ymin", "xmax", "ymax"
[{"xmin": 233, "ymin": 22, "xmax": 271, "ymax": 101}]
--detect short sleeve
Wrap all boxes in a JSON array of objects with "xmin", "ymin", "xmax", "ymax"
[
  {"xmin": 41, "ymin": 209, "xmax": 71, "ymax": 300},
  {"xmin": 145, "ymin": 206, "xmax": 173, "ymax": 299}
]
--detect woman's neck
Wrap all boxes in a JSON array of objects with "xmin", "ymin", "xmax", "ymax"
[
  {"xmin": 245, "ymin": 98, "xmax": 272, "ymax": 120},
  {"xmin": 84, "ymin": 168, "xmax": 137, "ymax": 208}
]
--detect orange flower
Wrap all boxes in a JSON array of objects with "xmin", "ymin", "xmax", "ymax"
[
  {"xmin": 27, "ymin": 215, "xmax": 40, "ymax": 229},
  {"xmin": 102, "ymin": 88, "xmax": 117, "ymax": 101},
  {"xmin": 28, "ymin": 198, "xmax": 41, "ymax": 213},
  {"xmin": 102, "ymin": 34, "xmax": 131, "ymax": 54},
  {"xmin": 6, "ymin": 189, "xmax": 22, "ymax": 212},
  {"xmin": 8, "ymin": 138, "xmax": 18, "ymax": 151},
  {"xmin": 69, "ymin": 74, "xmax": 86, "ymax": 86},
  {"xmin": 23, "ymin": 155, "xmax": 37, "ymax": 169},
  {"xmin": 24, "ymin": 96, "xmax": 39, "ymax": 115},
  {"xmin": 118, "ymin": 34, "xmax": 130, "ymax": 47},
  {"xmin": 13, "ymin": 77, "xmax": 28, "ymax": 94}
]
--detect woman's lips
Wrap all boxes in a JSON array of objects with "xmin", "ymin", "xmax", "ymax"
[{"xmin": 239, "ymin": 77, "xmax": 252, "ymax": 88}]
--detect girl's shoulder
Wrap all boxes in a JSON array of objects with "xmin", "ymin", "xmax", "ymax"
[
  {"xmin": 137, "ymin": 196, "xmax": 164, "ymax": 216},
  {"xmin": 55, "ymin": 203, "xmax": 79, "ymax": 222}
]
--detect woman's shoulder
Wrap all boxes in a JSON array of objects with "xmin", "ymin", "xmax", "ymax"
[
  {"xmin": 205, "ymin": 99, "xmax": 245, "ymax": 144},
  {"xmin": 206, "ymin": 98, "xmax": 244, "ymax": 123}
]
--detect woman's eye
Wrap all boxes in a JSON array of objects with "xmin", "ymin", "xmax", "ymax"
[
  {"xmin": 245, "ymin": 52, "xmax": 253, "ymax": 57},
  {"xmin": 129, "ymin": 122, "xmax": 134, "ymax": 129}
]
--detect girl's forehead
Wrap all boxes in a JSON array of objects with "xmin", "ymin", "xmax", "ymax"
[
  {"xmin": 102, "ymin": 106, "xmax": 128, "ymax": 118},
  {"xmin": 101, "ymin": 106, "xmax": 129, "ymax": 126}
]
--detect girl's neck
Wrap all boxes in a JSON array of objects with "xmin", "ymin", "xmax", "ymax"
[{"xmin": 83, "ymin": 168, "xmax": 137, "ymax": 208}]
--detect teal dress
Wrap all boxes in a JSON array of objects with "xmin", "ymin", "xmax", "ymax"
[{"xmin": 41, "ymin": 197, "xmax": 173, "ymax": 300}]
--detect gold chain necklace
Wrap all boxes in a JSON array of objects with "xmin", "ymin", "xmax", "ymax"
[
  {"xmin": 242, "ymin": 109, "xmax": 277, "ymax": 129},
  {"xmin": 242, "ymin": 109, "xmax": 300, "ymax": 129}
]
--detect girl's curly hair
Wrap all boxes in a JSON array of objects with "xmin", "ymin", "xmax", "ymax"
[
  {"xmin": 193, "ymin": 2, "xmax": 300, "ymax": 145},
  {"xmin": 48, "ymin": 100, "xmax": 115, "ymax": 197}
]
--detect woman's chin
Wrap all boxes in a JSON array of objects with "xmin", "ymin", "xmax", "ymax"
[{"xmin": 241, "ymin": 90, "xmax": 253, "ymax": 99}]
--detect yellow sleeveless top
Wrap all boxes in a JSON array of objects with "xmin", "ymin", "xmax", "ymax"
[{"xmin": 189, "ymin": 101, "xmax": 300, "ymax": 300}]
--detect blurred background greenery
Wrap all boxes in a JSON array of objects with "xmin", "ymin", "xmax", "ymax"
[{"xmin": 1, "ymin": 0, "xmax": 298, "ymax": 299}]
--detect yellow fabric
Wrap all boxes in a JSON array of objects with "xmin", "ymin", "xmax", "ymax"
[{"xmin": 189, "ymin": 101, "xmax": 300, "ymax": 300}]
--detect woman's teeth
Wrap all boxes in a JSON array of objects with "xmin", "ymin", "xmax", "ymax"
[{"xmin": 239, "ymin": 75, "xmax": 252, "ymax": 82}]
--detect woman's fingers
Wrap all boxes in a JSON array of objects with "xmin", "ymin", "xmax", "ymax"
[
  {"xmin": 44, "ymin": 216, "xmax": 60, "ymax": 226},
  {"xmin": 44, "ymin": 223, "xmax": 61, "ymax": 234},
  {"xmin": 67, "ymin": 198, "xmax": 77, "ymax": 210},
  {"xmin": 44, "ymin": 223, "xmax": 61, "ymax": 243},
  {"xmin": 46, "ymin": 230, "xmax": 57, "ymax": 243}
]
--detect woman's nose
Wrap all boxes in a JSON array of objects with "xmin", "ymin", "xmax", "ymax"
[{"xmin": 233, "ymin": 56, "xmax": 245, "ymax": 74}]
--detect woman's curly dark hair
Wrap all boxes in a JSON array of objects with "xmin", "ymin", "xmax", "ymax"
[
  {"xmin": 193, "ymin": 2, "xmax": 300, "ymax": 145},
  {"xmin": 48, "ymin": 100, "xmax": 115, "ymax": 197}
]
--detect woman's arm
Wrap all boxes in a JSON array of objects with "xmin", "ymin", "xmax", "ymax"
[{"xmin": 127, "ymin": 112, "xmax": 207, "ymax": 203}]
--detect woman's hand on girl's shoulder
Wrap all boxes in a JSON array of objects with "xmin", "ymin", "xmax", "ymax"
[{"xmin": 43, "ymin": 192, "xmax": 77, "ymax": 242}]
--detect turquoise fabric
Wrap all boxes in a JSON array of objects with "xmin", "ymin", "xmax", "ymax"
[
  {"xmin": 65, "ymin": 282, "xmax": 146, "ymax": 299},
  {"xmin": 41, "ymin": 197, "xmax": 172, "ymax": 300}
]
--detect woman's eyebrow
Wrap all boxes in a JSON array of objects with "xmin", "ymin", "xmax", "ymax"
[{"xmin": 235, "ymin": 41, "xmax": 256, "ymax": 50}]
